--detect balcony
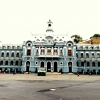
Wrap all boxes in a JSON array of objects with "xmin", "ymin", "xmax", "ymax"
[{"xmin": 53, "ymin": 52, "xmax": 58, "ymax": 55}]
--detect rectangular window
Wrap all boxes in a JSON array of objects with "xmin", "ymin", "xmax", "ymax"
[
  {"xmin": 27, "ymin": 49, "xmax": 31, "ymax": 56},
  {"xmin": 41, "ymin": 49, "xmax": 45, "ymax": 55},
  {"xmin": 47, "ymin": 49, "xmax": 51, "ymax": 55},
  {"xmin": 60, "ymin": 49, "xmax": 63, "ymax": 56},
  {"xmin": 54, "ymin": 49, "xmax": 58, "ymax": 55},
  {"xmin": 68, "ymin": 50, "xmax": 72, "ymax": 56}
]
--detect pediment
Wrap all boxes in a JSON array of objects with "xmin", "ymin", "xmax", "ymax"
[{"xmin": 45, "ymin": 35, "xmax": 53, "ymax": 39}]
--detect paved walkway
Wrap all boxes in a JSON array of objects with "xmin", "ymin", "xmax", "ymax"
[{"xmin": 0, "ymin": 73, "xmax": 100, "ymax": 81}]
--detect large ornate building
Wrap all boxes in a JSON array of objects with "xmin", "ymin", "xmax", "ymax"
[{"xmin": 0, "ymin": 20, "xmax": 100, "ymax": 74}]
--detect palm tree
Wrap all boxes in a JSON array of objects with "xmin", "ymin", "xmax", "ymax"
[{"xmin": 71, "ymin": 35, "xmax": 83, "ymax": 43}]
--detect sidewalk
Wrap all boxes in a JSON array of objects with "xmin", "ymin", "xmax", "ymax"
[{"xmin": 0, "ymin": 73, "xmax": 100, "ymax": 81}]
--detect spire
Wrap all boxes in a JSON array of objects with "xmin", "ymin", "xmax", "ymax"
[{"xmin": 46, "ymin": 20, "xmax": 54, "ymax": 32}]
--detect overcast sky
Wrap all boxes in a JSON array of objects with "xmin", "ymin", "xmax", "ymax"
[{"xmin": 0, "ymin": 0, "xmax": 100, "ymax": 44}]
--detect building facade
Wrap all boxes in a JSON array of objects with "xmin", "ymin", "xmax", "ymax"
[{"xmin": 0, "ymin": 20, "xmax": 100, "ymax": 74}]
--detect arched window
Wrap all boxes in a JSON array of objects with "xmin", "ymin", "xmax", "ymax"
[
  {"xmin": 6, "ymin": 52, "xmax": 9, "ymax": 57},
  {"xmin": 5, "ymin": 61, "xmax": 8, "ymax": 66},
  {"xmin": 81, "ymin": 53, "xmax": 83, "ymax": 58},
  {"xmin": 92, "ymin": 53, "xmax": 94, "ymax": 58},
  {"xmin": 87, "ymin": 62, "xmax": 90, "ymax": 67},
  {"xmin": 98, "ymin": 62, "xmax": 100, "ymax": 67},
  {"xmin": 0, "ymin": 61, "xmax": 3, "ymax": 65},
  {"xmin": 16, "ymin": 52, "xmax": 19, "ymax": 57},
  {"xmin": 97, "ymin": 53, "xmax": 100, "ymax": 58},
  {"xmin": 12, "ymin": 52, "xmax": 14, "ymax": 57},
  {"xmin": 16, "ymin": 61, "xmax": 18, "ymax": 66},
  {"xmin": 1, "ymin": 52, "xmax": 4, "ymax": 57},
  {"xmin": 86, "ymin": 53, "xmax": 89, "ymax": 58},
  {"xmin": 10, "ymin": 61, "xmax": 13, "ymax": 66}
]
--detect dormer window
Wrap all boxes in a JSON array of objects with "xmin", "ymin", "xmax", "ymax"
[
  {"xmin": 2, "ymin": 46, "xmax": 4, "ymax": 49},
  {"xmin": 7, "ymin": 46, "xmax": 10, "ymax": 49},
  {"xmin": 12, "ymin": 46, "xmax": 14, "ymax": 49},
  {"xmin": 85, "ymin": 47, "xmax": 88, "ymax": 50},
  {"xmin": 59, "ymin": 39, "xmax": 63, "ymax": 41},
  {"xmin": 79, "ymin": 46, "xmax": 83, "ymax": 50},
  {"xmin": 17, "ymin": 46, "xmax": 20, "ymax": 49}
]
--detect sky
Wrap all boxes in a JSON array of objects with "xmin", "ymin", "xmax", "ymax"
[{"xmin": 0, "ymin": 0, "xmax": 100, "ymax": 44}]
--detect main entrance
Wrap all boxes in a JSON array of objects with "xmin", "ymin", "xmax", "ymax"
[
  {"xmin": 68, "ymin": 62, "xmax": 72, "ymax": 72},
  {"xmin": 26, "ymin": 61, "xmax": 30, "ymax": 72},
  {"xmin": 41, "ymin": 61, "xmax": 44, "ymax": 67},
  {"xmin": 54, "ymin": 62, "xmax": 57, "ymax": 72},
  {"xmin": 47, "ymin": 62, "xmax": 51, "ymax": 72}
]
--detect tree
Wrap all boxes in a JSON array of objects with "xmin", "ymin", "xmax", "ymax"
[
  {"xmin": 71, "ymin": 35, "xmax": 83, "ymax": 43},
  {"xmin": 90, "ymin": 33, "xmax": 100, "ymax": 39}
]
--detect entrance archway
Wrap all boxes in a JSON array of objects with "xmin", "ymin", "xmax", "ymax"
[
  {"xmin": 47, "ymin": 62, "xmax": 51, "ymax": 72},
  {"xmin": 68, "ymin": 62, "xmax": 72, "ymax": 72},
  {"xmin": 54, "ymin": 62, "xmax": 57, "ymax": 72},
  {"xmin": 41, "ymin": 61, "xmax": 44, "ymax": 67},
  {"xmin": 26, "ymin": 61, "xmax": 30, "ymax": 72}
]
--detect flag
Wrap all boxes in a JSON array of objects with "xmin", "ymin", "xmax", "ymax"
[
  {"xmin": 53, "ymin": 43, "xmax": 56, "ymax": 47},
  {"xmin": 40, "ymin": 44, "xmax": 43, "ymax": 48}
]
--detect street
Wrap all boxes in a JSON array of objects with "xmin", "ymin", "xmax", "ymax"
[{"xmin": 0, "ymin": 73, "xmax": 100, "ymax": 100}]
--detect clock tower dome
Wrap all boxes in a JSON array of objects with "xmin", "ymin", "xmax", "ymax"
[{"xmin": 46, "ymin": 20, "xmax": 54, "ymax": 32}]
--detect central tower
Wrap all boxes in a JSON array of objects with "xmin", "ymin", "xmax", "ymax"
[{"xmin": 46, "ymin": 20, "xmax": 54, "ymax": 32}]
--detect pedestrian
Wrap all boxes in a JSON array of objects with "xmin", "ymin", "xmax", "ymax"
[
  {"xmin": 13, "ymin": 69, "xmax": 16, "ymax": 75},
  {"xmin": 89, "ymin": 70, "xmax": 91, "ymax": 75},
  {"xmin": 77, "ymin": 70, "xmax": 79, "ymax": 76}
]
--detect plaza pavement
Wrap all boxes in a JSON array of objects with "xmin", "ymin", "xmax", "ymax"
[{"xmin": 0, "ymin": 73, "xmax": 100, "ymax": 81}]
